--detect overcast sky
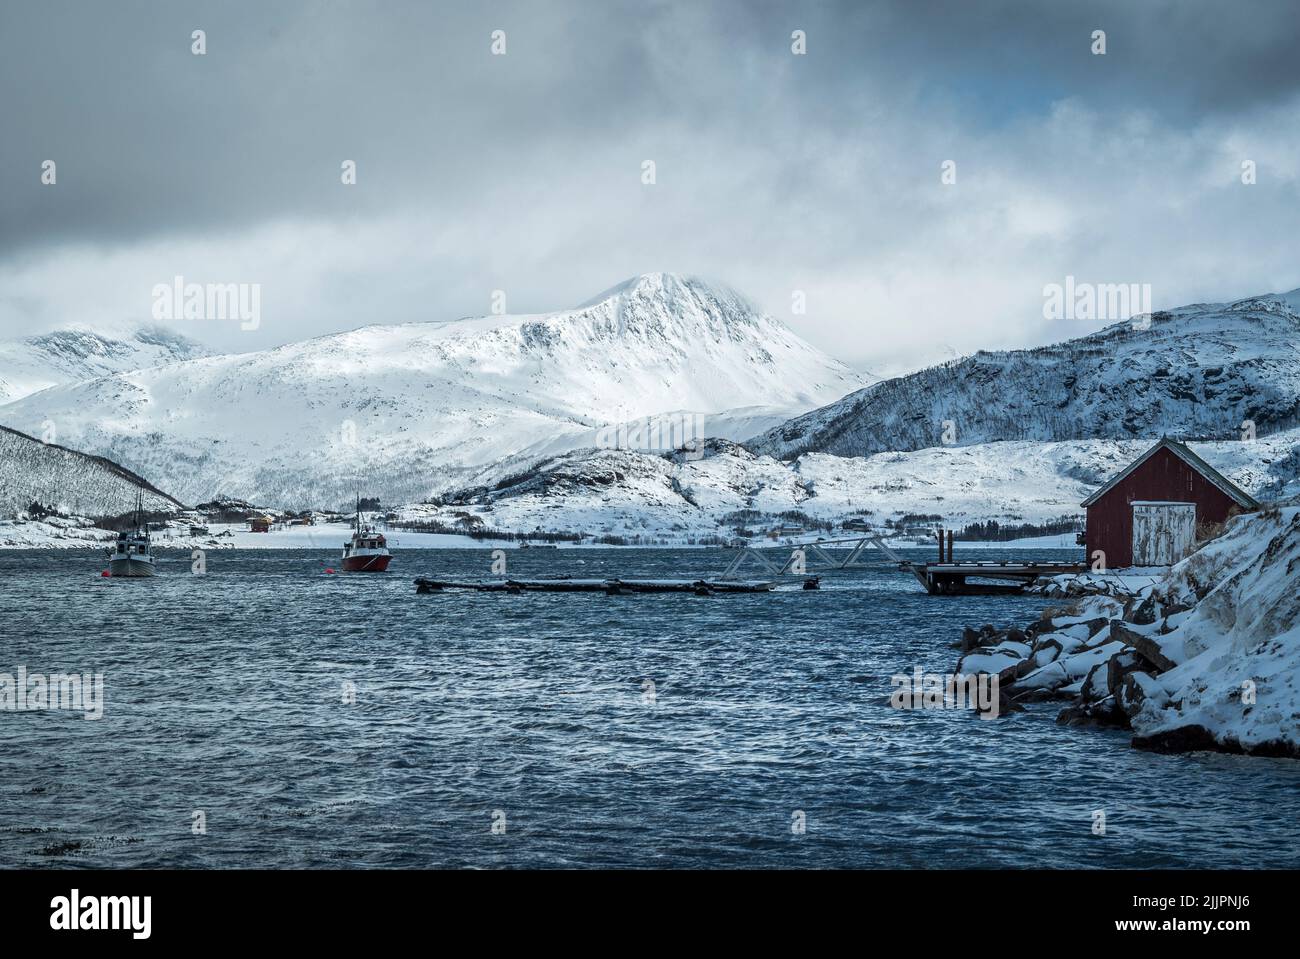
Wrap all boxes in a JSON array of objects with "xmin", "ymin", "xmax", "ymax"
[{"xmin": 2, "ymin": 0, "xmax": 1298, "ymax": 373}]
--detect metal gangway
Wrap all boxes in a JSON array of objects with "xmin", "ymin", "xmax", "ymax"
[{"xmin": 717, "ymin": 535, "xmax": 931, "ymax": 589}]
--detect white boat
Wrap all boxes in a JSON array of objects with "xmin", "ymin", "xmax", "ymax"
[
  {"xmin": 341, "ymin": 495, "xmax": 392, "ymax": 572},
  {"xmin": 107, "ymin": 490, "xmax": 156, "ymax": 578}
]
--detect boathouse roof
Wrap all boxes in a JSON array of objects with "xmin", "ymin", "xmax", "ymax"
[{"xmin": 1080, "ymin": 437, "xmax": 1260, "ymax": 510}]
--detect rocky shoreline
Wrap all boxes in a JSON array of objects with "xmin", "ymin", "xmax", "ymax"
[{"xmin": 954, "ymin": 505, "xmax": 1300, "ymax": 759}]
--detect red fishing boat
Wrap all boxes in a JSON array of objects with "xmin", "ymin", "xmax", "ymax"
[{"xmin": 341, "ymin": 496, "xmax": 392, "ymax": 572}]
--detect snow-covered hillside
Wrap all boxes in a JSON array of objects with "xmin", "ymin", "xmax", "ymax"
[
  {"xmin": 0, "ymin": 425, "xmax": 182, "ymax": 517},
  {"xmin": 0, "ymin": 274, "xmax": 866, "ymax": 507},
  {"xmin": 398, "ymin": 430, "xmax": 1300, "ymax": 542},
  {"xmin": 0, "ymin": 324, "xmax": 211, "ymax": 403},
  {"xmin": 750, "ymin": 291, "xmax": 1300, "ymax": 459}
]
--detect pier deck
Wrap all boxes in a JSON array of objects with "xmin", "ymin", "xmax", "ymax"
[
  {"xmin": 717, "ymin": 533, "xmax": 1086, "ymax": 595},
  {"xmin": 414, "ymin": 577, "xmax": 777, "ymax": 595},
  {"xmin": 916, "ymin": 561, "xmax": 1087, "ymax": 594}
]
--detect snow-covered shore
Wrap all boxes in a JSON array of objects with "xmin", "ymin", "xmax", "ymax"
[
  {"xmin": 0, "ymin": 516, "xmax": 124, "ymax": 548},
  {"xmin": 0, "ymin": 520, "xmax": 525, "ymax": 551},
  {"xmin": 0, "ymin": 512, "xmax": 1089, "ymax": 552},
  {"xmin": 957, "ymin": 505, "xmax": 1300, "ymax": 758}
]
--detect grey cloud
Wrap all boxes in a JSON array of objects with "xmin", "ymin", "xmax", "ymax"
[
  {"xmin": 5, "ymin": 0, "xmax": 1298, "ymax": 253},
  {"xmin": 0, "ymin": 0, "xmax": 1298, "ymax": 368}
]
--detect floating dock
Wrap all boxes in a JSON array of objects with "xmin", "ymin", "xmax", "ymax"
[{"xmin": 414, "ymin": 577, "xmax": 778, "ymax": 595}]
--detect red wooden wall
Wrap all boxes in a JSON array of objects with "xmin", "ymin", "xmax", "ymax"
[{"xmin": 1085, "ymin": 447, "xmax": 1240, "ymax": 568}]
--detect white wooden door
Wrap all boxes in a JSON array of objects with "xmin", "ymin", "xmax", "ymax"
[{"xmin": 1131, "ymin": 502, "xmax": 1196, "ymax": 566}]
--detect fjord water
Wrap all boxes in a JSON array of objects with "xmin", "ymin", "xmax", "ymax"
[{"xmin": 2, "ymin": 547, "xmax": 1296, "ymax": 869}]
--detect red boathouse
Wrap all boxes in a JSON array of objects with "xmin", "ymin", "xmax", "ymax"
[{"xmin": 1080, "ymin": 438, "xmax": 1259, "ymax": 569}]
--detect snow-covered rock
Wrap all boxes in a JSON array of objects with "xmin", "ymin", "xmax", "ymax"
[
  {"xmin": 1027, "ymin": 570, "xmax": 1166, "ymax": 600},
  {"xmin": 958, "ymin": 504, "xmax": 1300, "ymax": 757},
  {"xmin": 1124, "ymin": 505, "xmax": 1300, "ymax": 755}
]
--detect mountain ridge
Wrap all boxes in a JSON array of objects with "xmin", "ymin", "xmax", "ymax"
[
  {"xmin": 0, "ymin": 324, "xmax": 212, "ymax": 404},
  {"xmin": 0, "ymin": 273, "xmax": 867, "ymax": 507},
  {"xmin": 747, "ymin": 290, "xmax": 1300, "ymax": 460},
  {"xmin": 0, "ymin": 424, "xmax": 184, "ymax": 517}
]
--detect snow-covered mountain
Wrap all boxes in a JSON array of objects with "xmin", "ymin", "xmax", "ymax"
[
  {"xmin": 0, "ymin": 274, "xmax": 867, "ymax": 507},
  {"xmin": 0, "ymin": 324, "xmax": 212, "ymax": 404},
  {"xmin": 0, "ymin": 425, "xmax": 182, "ymax": 517},
  {"xmin": 398, "ymin": 429, "xmax": 1300, "ymax": 542},
  {"xmin": 749, "ymin": 291, "xmax": 1300, "ymax": 460}
]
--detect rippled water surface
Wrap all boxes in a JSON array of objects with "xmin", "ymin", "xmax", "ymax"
[{"xmin": 2, "ymin": 547, "xmax": 1296, "ymax": 869}]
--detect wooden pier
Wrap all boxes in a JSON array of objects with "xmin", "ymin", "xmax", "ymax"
[
  {"xmin": 914, "ymin": 560, "xmax": 1087, "ymax": 594},
  {"xmin": 717, "ymin": 529, "xmax": 1085, "ymax": 595},
  {"xmin": 414, "ymin": 577, "xmax": 778, "ymax": 595},
  {"xmin": 908, "ymin": 527, "xmax": 1085, "ymax": 594}
]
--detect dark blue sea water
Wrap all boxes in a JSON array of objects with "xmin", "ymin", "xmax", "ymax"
[{"xmin": 2, "ymin": 547, "xmax": 1296, "ymax": 869}]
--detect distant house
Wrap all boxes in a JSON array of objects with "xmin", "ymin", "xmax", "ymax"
[
  {"xmin": 1081, "ymin": 438, "xmax": 1259, "ymax": 568},
  {"xmin": 249, "ymin": 515, "xmax": 274, "ymax": 533}
]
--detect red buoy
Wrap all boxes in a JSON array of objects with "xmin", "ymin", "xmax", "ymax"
[
  {"xmin": 101, "ymin": 570, "xmax": 112, "ymax": 577},
  {"xmin": 325, "ymin": 568, "xmax": 335, "ymax": 574}
]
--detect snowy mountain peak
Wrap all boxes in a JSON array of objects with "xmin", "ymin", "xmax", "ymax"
[
  {"xmin": 1225, "ymin": 292, "xmax": 1300, "ymax": 319},
  {"xmin": 577, "ymin": 272, "xmax": 755, "ymax": 316},
  {"xmin": 23, "ymin": 324, "xmax": 210, "ymax": 368},
  {"xmin": 0, "ymin": 324, "xmax": 213, "ymax": 404},
  {"xmin": 0, "ymin": 276, "xmax": 868, "ymax": 506}
]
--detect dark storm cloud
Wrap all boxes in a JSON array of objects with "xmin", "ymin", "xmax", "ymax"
[
  {"xmin": 1, "ymin": 0, "xmax": 1298, "ymax": 366},
  {"xmin": 0, "ymin": 0, "xmax": 667, "ymax": 253},
  {"xmin": 4, "ymin": 0, "xmax": 1296, "ymax": 254}
]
